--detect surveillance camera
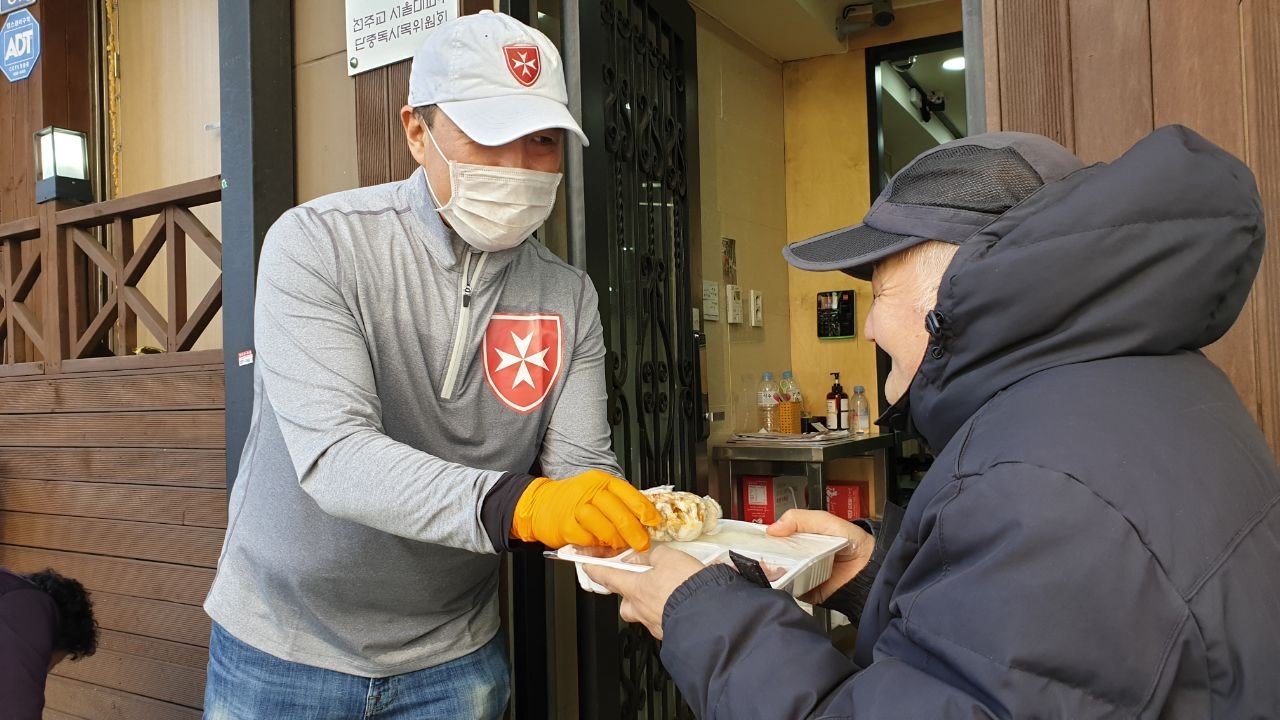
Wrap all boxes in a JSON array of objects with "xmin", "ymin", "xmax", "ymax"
[
  {"xmin": 837, "ymin": 0, "xmax": 895, "ymax": 38},
  {"xmin": 871, "ymin": 0, "xmax": 895, "ymax": 26},
  {"xmin": 890, "ymin": 56, "xmax": 916, "ymax": 73}
]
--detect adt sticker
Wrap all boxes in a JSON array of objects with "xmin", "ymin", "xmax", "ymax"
[{"xmin": 1, "ymin": 9, "xmax": 39, "ymax": 83}]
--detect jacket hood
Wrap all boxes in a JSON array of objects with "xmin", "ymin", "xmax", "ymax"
[{"xmin": 908, "ymin": 125, "xmax": 1265, "ymax": 451}]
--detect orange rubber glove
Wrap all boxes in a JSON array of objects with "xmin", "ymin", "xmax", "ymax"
[{"xmin": 512, "ymin": 470, "xmax": 661, "ymax": 551}]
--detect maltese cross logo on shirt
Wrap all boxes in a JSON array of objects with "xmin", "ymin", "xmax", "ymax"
[
  {"xmin": 483, "ymin": 314, "xmax": 563, "ymax": 413},
  {"xmin": 504, "ymin": 45, "xmax": 541, "ymax": 87}
]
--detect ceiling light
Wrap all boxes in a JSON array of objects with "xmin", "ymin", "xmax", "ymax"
[{"xmin": 942, "ymin": 56, "xmax": 965, "ymax": 71}]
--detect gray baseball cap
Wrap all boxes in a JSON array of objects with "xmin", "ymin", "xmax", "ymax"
[{"xmin": 783, "ymin": 132, "xmax": 1084, "ymax": 280}]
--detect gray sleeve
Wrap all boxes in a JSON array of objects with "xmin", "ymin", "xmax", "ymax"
[
  {"xmin": 536, "ymin": 273, "xmax": 623, "ymax": 479},
  {"xmin": 254, "ymin": 209, "xmax": 503, "ymax": 554}
]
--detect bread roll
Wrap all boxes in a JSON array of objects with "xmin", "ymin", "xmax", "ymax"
[{"xmin": 643, "ymin": 486, "xmax": 723, "ymax": 542}]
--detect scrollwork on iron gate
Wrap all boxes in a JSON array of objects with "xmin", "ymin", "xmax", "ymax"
[{"xmin": 593, "ymin": 0, "xmax": 697, "ymax": 717}]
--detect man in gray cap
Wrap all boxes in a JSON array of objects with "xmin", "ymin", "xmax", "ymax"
[
  {"xmin": 203, "ymin": 11, "xmax": 658, "ymax": 718},
  {"xmin": 588, "ymin": 126, "xmax": 1280, "ymax": 717}
]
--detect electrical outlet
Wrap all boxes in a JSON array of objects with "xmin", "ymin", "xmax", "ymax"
[
  {"xmin": 749, "ymin": 290, "xmax": 763, "ymax": 327},
  {"xmin": 725, "ymin": 284, "xmax": 743, "ymax": 324}
]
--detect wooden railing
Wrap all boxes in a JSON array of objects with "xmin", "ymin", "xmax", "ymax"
[{"xmin": 0, "ymin": 176, "xmax": 223, "ymax": 377}]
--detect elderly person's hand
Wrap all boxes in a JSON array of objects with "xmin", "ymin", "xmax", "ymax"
[
  {"xmin": 767, "ymin": 509, "xmax": 874, "ymax": 604},
  {"xmin": 582, "ymin": 545, "xmax": 705, "ymax": 640}
]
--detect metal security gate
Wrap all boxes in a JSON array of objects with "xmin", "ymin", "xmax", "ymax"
[{"xmin": 577, "ymin": 0, "xmax": 700, "ymax": 716}]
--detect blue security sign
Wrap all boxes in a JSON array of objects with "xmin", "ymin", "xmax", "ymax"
[
  {"xmin": 1, "ymin": 8, "xmax": 39, "ymax": 83},
  {"xmin": 0, "ymin": 0, "xmax": 36, "ymax": 15}
]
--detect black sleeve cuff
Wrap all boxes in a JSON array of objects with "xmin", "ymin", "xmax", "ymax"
[
  {"xmin": 817, "ymin": 556, "xmax": 882, "ymax": 619},
  {"xmin": 481, "ymin": 471, "xmax": 538, "ymax": 552},
  {"xmin": 852, "ymin": 517, "xmax": 880, "ymax": 537},
  {"xmin": 817, "ymin": 504, "xmax": 903, "ymax": 619}
]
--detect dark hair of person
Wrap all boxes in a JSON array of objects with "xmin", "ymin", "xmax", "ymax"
[
  {"xmin": 414, "ymin": 104, "xmax": 438, "ymax": 128},
  {"xmin": 26, "ymin": 569, "xmax": 98, "ymax": 660}
]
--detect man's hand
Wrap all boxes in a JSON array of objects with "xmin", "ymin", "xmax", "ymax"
[
  {"xmin": 512, "ymin": 470, "xmax": 660, "ymax": 550},
  {"xmin": 583, "ymin": 545, "xmax": 706, "ymax": 640},
  {"xmin": 767, "ymin": 509, "xmax": 873, "ymax": 604}
]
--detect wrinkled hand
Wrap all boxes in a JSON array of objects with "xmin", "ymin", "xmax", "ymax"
[
  {"xmin": 583, "ymin": 545, "xmax": 706, "ymax": 640},
  {"xmin": 767, "ymin": 509, "xmax": 873, "ymax": 604},
  {"xmin": 512, "ymin": 470, "xmax": 660, "ymax": 551}
]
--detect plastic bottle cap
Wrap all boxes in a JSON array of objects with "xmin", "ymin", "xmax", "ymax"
[
  {"xmin": 762, "ymin": 372, "xmax": 773, "ymax": 381},
  {"xmin": 781, "ymin": 370, "xmax": 793, "ymax": 379},
  {"xmin": 854, "ymin": 385, "xmax": 865, "ymax": 393}
]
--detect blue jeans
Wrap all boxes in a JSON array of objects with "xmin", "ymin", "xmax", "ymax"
[{"xmin": 203, "ymin": 623, "xmax": 510, "ymax": 719}]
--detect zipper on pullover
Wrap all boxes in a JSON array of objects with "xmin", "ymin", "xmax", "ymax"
[{"xmin": 440, "ymin": 250, "xmax": 487, "ymax": 400}]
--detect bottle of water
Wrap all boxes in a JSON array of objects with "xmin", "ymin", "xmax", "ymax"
[
  {"xmin": 852, "ymin": 385, "xmax": 870, "ymax": 436},
  {"xmin": 778, "ymin": 370, "xmax": 801, "ymax": 404},
  {"xmin": 757, "ymin": 371, "xmax": 780, "ymax": 432},
  {"xmin": 778, "ymin": 370, "xmax": 805, "ymax": 434}
]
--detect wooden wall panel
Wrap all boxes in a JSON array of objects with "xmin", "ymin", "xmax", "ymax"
[
  {"xmin": 0, "ymin": 544, "xmax": 214, "ymax": 607},
  {"xmin": 0, "ymin": 511, "xmax": 223, "ymax": 567},
  {"xmin": 0, "ymin": 410, "xmax": 225, "ymax": 449},
  {"xmin": 0, "ymin": 0, "xmax": 91, "ymax": 223},
  {"xmin": 1150, "ymin": 1, "xmax": 1246, "ymax": 157},
  {"xmin": 354, "ymin": 59, "xmax": 419, "ymax": 187},
  {"xmin": 53, "ymin": 646, "xmax": 206, "ymax": 709},
  {"xmin": 988, "ymin": 0, "xmax": 1280, "ymax": 457},
  {"xmin": 0, "ymin": 447, "xmax": 224, "ymax": 488},
  {"xmin": 388, "ymin": 60, "xmax": 420, "ymax": 181},
  {"xmin": 40, "ymin": 0, "xmax": 93, "ymax": 139},
  {"xmin": 0, "ymin": 370, "xmax": 224, "ymax": 414},
  {"xmin": 994, "ymin": 0, "xmax": 1073, "ymax": 148},
  {"xmin": 1150, "ymin": 0, "xmax": 1258, "ymax": 424},
  {"xmin": 1243, "ymin": 0, "xmax": 1280, "ymax": 455},
  {"xmin": 44, "ymin": 675, "xmax": 201, "ymax": 720},
  {"xmin": 1067, "ymin": 0, "xmax": 1153, "ymax": 163},
  {"xmin": 0, "ymin": 58, "xmax": 40, "ymax": 222},
  {"xmin": 96, "ymin": 629, "xmax": 207, "ymax": 668},
  {"xmin": 980, "ymin": 0, "xmax": 1001, "ymax": 132},
  {"xmin": 0, "ymin": 365, "xmax": 224, "ymax": 714},
  {"xmin": 0, "ymin": 479, "xmax": 227, "ymax": 527},
  {"xmin": 355, "ymin": 65, "xmax": 395, "ymax": 186},
  {"xmin": 92, "ymin": 591, "xmax": 213, "ymax": 647}
]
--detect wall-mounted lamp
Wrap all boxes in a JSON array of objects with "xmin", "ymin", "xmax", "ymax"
[{"xmin": 33, "ymin": 126, "xmax": 93, "ymax": 205}]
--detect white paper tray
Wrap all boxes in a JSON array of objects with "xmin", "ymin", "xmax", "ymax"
[{"xmin": 551, "ymin": 519, "xmax": 848, "ymax": 597}]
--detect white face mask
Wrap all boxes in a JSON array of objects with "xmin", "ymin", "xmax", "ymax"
[{"xmin": 424, "ymin": 127, "xmax": 563, "ymax": 253}]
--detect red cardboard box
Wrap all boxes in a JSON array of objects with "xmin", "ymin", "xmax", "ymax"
[
  {"xmin": 740, "ymin": 475, "xmax": 806, "ymax": 525},
  {"xmin": 824, "ymin": 482, "xmax": 868, "ymax": 521}
]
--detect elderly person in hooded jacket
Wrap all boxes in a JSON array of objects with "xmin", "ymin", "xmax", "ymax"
[{"xmin": 587, "ymin": 126, "xmax": 1280, "ymax": 719}]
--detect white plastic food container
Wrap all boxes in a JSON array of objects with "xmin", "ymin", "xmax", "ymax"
[{"xmin": 552, "ymin": 519, "xmax": 849, "ymax": 597}]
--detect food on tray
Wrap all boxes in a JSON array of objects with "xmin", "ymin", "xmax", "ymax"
[{"xmin": 642, "ymin": 485, "xmax": 723, "ymax": 542}]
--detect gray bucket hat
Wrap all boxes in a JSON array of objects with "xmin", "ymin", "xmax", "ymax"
[{"xmin": 783, "ymin": 132, "xmax": 1084, "ymax": 280}]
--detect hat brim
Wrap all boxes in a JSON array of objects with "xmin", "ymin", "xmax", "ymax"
[
  {"xmin": 438, "ymin": 95, "xmax": 589, "ymax": 147},
  {"xmin": 782, "ymin": 223, "xmax": 930, "ymax": 281}
]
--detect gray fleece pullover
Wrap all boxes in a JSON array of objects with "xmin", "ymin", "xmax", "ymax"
[{"xmin": 204, "ymin": 168, "xmax": 619, "ymax": 676}]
